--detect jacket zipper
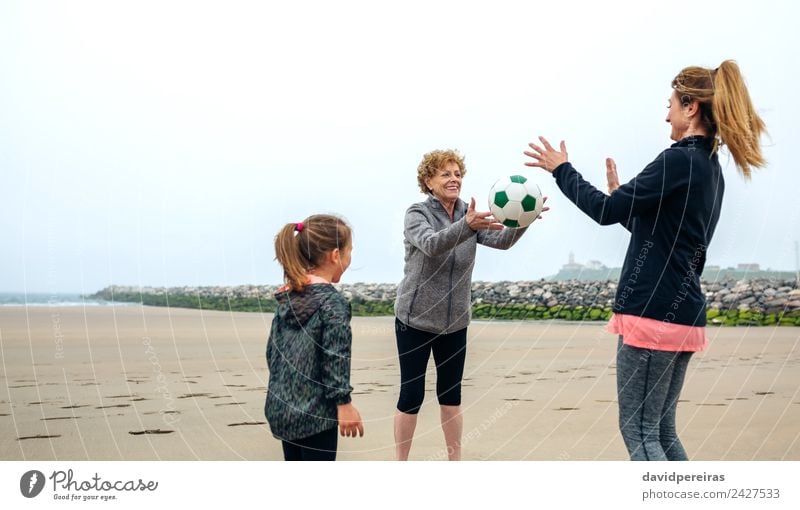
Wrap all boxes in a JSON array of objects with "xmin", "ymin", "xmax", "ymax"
[{"xmin": 445, "ymin": 202, "xmax": 458, "ymax": 333}]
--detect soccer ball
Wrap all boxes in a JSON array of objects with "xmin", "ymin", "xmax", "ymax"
[{"xmin": 488, "ymin": 175, "xmax": 543, "ymax": 228}]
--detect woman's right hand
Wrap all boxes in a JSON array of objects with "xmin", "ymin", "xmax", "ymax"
[
  {"xmin": 466, "ymin": 197, "xmax": 504, "ymax": 231},
  {"xmin": 337, "ymin": 403, "xmax": 364, "ymax": 438},
  {"xmin": 606, "ymin": 157, "xmax": 620, "ymax": 194}
]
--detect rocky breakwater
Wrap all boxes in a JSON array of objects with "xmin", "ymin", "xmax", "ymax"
[
  {"xmin": 703, "ymin": 279, "xmax": 800, "ymax": 326},
  {"xmin": 90, "ymin": 277, "xmax": 799, "ymax": 325}
]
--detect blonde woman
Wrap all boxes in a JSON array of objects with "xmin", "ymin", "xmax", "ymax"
[{"xmin": 525, "ymin": 61, "xmax": 766, "ymax": 460}]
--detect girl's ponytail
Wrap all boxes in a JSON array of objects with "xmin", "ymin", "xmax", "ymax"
[{"xmin": 274, "ymin": 222, "xmax": 312, "ymax": 292}]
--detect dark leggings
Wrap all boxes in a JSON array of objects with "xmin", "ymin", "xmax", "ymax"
[
  {"xmin": 395, "ymin": 318, "xmax": 467, "ymax": 414},
  {"xmin": 281, "ymin": 427, "xmax": 338, "ymax": 461},
  {"xmin": 616, "ymin": 336, "xmax": 693, "ymax": 461}
]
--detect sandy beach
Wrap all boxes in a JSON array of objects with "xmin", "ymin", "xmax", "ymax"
[{"xmin": 1, "ymin": 306, "xmax": 798, "ymax": 461}]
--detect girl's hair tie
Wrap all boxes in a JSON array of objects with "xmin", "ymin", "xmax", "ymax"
[{"xmin": 295, "ymin": 222, "xmax": 304, "ymax": 233}]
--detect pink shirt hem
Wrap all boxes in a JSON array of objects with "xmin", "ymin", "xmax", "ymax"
[{"xmin": 607, "ymin": 313, "xmax": 707, "ymax": 352}]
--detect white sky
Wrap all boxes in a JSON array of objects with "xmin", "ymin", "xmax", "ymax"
[{"xmin": 1, "ymin": 0, "xmax": 798, "ymax": 293}]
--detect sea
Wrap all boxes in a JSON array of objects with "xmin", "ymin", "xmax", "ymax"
[{"xmin": 0, "ymin": 293, "xmax": 124, "ymax": 307}]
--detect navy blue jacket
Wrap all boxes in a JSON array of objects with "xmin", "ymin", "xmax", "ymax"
[{"xmin": 552, "ymin": 135, "xmax": 724, "ymax": 326}]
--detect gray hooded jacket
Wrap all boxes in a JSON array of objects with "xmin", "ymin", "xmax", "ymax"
[{"xmin": 394, "ymin": 195, "xmax": 528, "ymax": 334}]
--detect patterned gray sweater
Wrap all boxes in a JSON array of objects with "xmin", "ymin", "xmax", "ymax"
[{"xmin": 265, "ymin": 284, "xmax": 353, "ymax": 441}]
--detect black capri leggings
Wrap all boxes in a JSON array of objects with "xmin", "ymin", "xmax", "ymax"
[{"xmin": 395, "ymin": 318, "xmax": 467, "ymax": 414}]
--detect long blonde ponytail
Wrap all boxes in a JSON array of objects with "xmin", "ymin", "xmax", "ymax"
[{"xmin": 672, "ymin": 60, "xmax": 767, "ymax": 178}]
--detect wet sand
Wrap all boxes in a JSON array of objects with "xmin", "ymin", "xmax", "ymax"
[{"xmin": 1, "ymin": 306, "xmax": 798, "ymax": 460}]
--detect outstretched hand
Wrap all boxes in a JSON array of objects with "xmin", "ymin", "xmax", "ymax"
[
  {"xmin": 466, "ymin": 197, "xmax": 504, "ymax": 231},
  {"xmin": 606, "ymin": 157, "xmax": 620, "ymax": 194},
  {"xmin": 524, "ymin": 136, "xmax": 568, "ymax": 173}
]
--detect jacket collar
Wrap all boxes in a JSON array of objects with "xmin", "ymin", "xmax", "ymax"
[
  {"xmin": 671, "ymin": 135, "xmax": 713, "ymax": 149},
  {"xmin": 426, "ymin": 194, "xmax": 467, "ymax": 219}
]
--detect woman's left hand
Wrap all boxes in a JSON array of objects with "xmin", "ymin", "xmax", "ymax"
[
  {"xmin": 524, "ymin": 136, "xmax": 568, "ymax": 173},
  {"xmin": 538, "ymin": 196, "xmax": 550, "ymax": 219}
]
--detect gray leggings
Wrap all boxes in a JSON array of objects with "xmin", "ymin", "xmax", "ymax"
[{"xmin": 617, "ymin": 336, "xmax": 693, "ymax": 461}]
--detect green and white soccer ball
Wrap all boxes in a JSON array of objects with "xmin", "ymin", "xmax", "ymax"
[{"xmin": 488, "ymin": 175, "xmax": 543, "ymax": 228}]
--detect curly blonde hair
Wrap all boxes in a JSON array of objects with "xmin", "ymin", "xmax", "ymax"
[{"xmin": 416, "ymin": 149, "xmax": 467, "ymax": 194}]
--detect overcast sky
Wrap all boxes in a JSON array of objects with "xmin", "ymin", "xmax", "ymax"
[{"xmin": 1, "ymin": 0, "xmax": 798, "ymax": 293}]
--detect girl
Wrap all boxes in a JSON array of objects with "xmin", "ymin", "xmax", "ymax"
[
  {"xmin": 266, "ymin": 214, "xmax": 363, "ymax": 461},
  {"xmin": 525, "ymin": 60, "xmax": 766, "ymax": 460}
]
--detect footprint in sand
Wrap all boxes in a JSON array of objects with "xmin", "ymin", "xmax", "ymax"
[
  {"xmin": 18, "ymin": 434, "xmax": 61, "ymax": 441},
  {"xmin": 555, "ymin": 407, "xmax": 579, "ymax": 411},
  {"xmin": 129, "ymin": 429, "xmax": 174, "ymax": 435},
  {"xmin": 725, "ymin": 397, "xmax": 749, "ymax": 401},
  {"xmin": 227, "ymin": 422, "xmax": 266, "ymax": 427},
  {"xmin": 9, "ymin": 384, "xmax": 37, "ymax": 388},
  {"xmin": 61, "ymin": 405, "xmax": 90, "ymax": 409},
  {"xmin": 96, "ymin": 404, "xmax": 131, "ymax": 409},
  {"xmin": 754, "ymin": 391, "xmax": 774, "ymax": 396},
  {"xmin": 696, "ymin": 403, "xmax": 727, "ymax": 406},
  {"xmin": 178, "ymin": 393, "xmax": 212, "ymax": 399},
  {"xmin": 215, "ymin": 402, "xmax": 245, "ymax": 407},
  {"xmin": 143, "ymin": 411, "xmax": 181, "ymax": 415},
  {"xmin": 224, "ymin": 384, "xmax": 247, "ymax": 388},
  {"xmin": 504, "ymin": 398, "xmax": 534, "ymax": 402},
  {"xmin": 0, "ymin": 413, "xmax": 11, "ymax": 417},
  {"xmin": 41, "ymin": 416, "xmax": 80, "ymax": 421}
]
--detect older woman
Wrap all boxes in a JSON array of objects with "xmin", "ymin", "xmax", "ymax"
[
  {"xmin": 393, "ymin": 149, "xmax": 547, "ymax": 460},
  {"xmin": 525, "ymin": 60, "xmax": 766, "ymax": 460}
]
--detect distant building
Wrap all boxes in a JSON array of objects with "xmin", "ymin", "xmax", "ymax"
[
  {"xmin": 551, "ymin": 252, "xmax": 618, "ymax": 281},
  {"xmin": 737, "ymin": 263, "xmax": 760, "ymax": 271},
  {"xmin": 586, "ymin": 260, "xmax": 606, "ymax": 270},
  {"xmin": 562, "ymin": 252, "xmax": 584, "ymax": 271}
]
